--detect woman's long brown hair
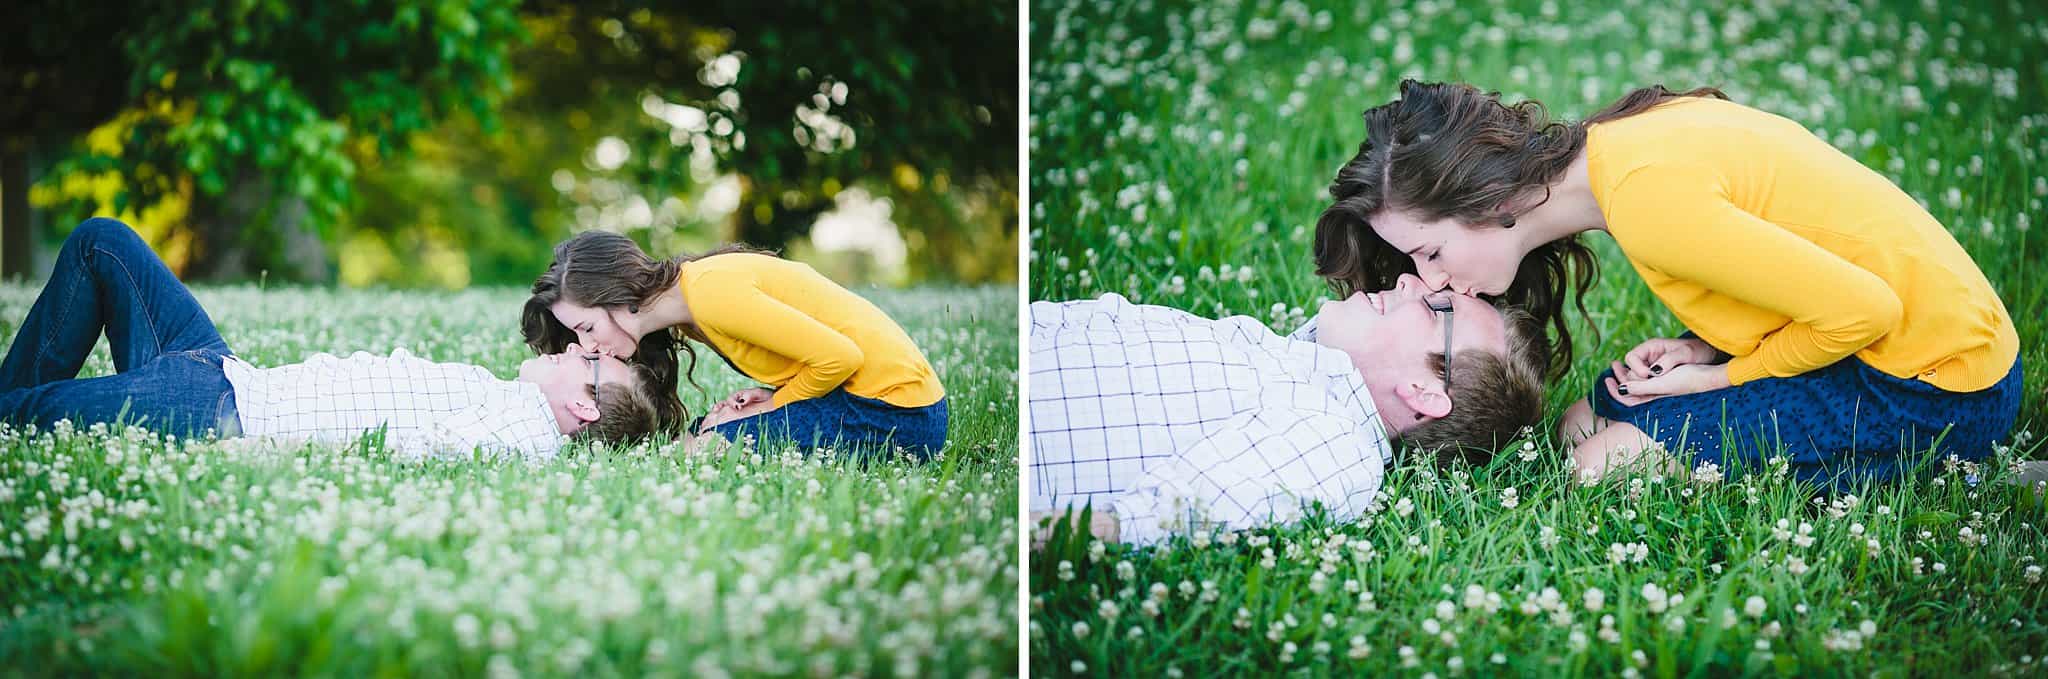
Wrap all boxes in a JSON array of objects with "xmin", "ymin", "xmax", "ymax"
[{"xmin": 1313, "ymin": 80, "xmax": 1727, "ymax": 382}]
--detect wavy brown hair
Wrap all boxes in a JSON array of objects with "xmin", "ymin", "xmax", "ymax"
[
  {"xmin": 521, "ymin": 230, "xmax": 769, "ymax": 436},
  {"xmin": 1314, "ymin": 80, "xmax": 1727, "ymax": 382},
  {"xmin": 577, "ymin": 362, "xmax": 664, "ymax": 446},
  {"xmin": 1403, "ymin": 305, "xmax": 1547, "ymax": 466}
]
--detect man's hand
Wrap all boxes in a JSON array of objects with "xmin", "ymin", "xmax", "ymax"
[
  {"xmin": 1029, "ymin": 509, "xmax": 1120, "ymax": 550},
  {"xmin": 1606, "ymin": 362, "xmax": 1732, "ymax": 407}
]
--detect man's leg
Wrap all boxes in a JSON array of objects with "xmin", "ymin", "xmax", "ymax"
[
  {"xmin": 0, "ymin": 218, "xmax": 229, "ymax": 391},
  {"xmin": 0, "ymin": 350, "xmax": 235, "ymax": 437}
]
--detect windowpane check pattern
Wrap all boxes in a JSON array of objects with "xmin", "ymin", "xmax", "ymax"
[
  {"xmin": 222, "ymin": 348, "xmax": 563, "ymax": 463},
  {"xmin": 1029, "ymin": 294, "xmax": 1392, "ymax": 545}
]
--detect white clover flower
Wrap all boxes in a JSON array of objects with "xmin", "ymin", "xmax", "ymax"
[
  {"xmin": 1500, "ymin": 487, "xmax": 1519, "ymax": 509},
  {"xmin": 1745, "ymin": 596, "xmax": 1768, "ymax": 619},
  {"xmin": 1641, "ymin": 583, "xmax": 1669, "ymax": 613},
  {"xmin": 1463, "ymin": 585, "xmax": 1491, "ymax": 611},
  {"xmin": 1348, "ymin": 635, "xmax": 1372, "ymax": 659}
]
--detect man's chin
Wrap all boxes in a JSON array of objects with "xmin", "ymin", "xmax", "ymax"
[{"xmin": 514, "ymin": 359, "xmax": 541, "ymax": 382}]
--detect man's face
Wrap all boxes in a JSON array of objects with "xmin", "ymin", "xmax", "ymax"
[
  {"xmin": 1315, "ymin": 273, "xmax": 1509, "ymax": 428},
  {"xmin": 518, "ymin": 343, "xmax": 638, "ymax": 434}
]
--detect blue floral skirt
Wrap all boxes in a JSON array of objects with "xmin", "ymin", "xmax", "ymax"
[
  {"xmin": 707, "ymin": 387, "xmax": 949, "ymax": 461},
  {"xmin": 1591, "ymin": 356, "xmax": 2022, "ymax": 489}
]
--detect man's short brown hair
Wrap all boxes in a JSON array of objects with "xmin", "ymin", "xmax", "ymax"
[
  {"xmin": 577, "ymin": 362, "xmax": 665, "ymax": 446},
  {"xmin": 1399, "ymin": 305, "xmax": 1547, "ymax": 466}
]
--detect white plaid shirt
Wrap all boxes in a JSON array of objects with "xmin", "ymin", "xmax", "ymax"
[
  {"xmin": 1289, "ymin": 317, "xmax": 1320, "ymax": 342},
  {"xmin": 1028, "ymin": 294, "xmax": 1392, "ymax": 546},
  {"xmin": 222, "ymin": 349, "xmax": 564, "ymax": 463}
]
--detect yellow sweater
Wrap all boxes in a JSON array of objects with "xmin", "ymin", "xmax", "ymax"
[
  {"xmin": 677, "ymin": 253, "xmax": 945, "ymax": 409},
  {"xmin": 1587, "ymin": 97, "xmax": 2017, "ymax": 392}
]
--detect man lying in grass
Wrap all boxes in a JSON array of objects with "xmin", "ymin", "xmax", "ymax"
[
  {"xmin": 0, "ymin": 219, "xmax": 663, "ymax": 462},
  {"xmin": 1028, "ymin": 274, "xmax": 1546, "ymax": 545}
]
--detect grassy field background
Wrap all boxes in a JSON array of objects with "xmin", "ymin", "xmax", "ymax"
[
  {"xmin": 1029, "ymin": 0, "xmax": 2047, "ymax": 674},
  {"xmin": 0, "ymin": 283, "xmax": 1019, "ymax": 677}
]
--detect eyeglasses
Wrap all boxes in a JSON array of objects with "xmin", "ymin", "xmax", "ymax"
[
  {"xmin": 586, "ymin": 353, "xmax": 603, "ymax": 408},
  {"xmin": 1424, "ymin": 291, "xmax": 1455, "ymax": 391}
]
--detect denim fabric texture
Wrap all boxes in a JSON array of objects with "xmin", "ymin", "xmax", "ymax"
[
  {"xmin": 0, "ymin": 218, "xmax": 238, "ymax": 437},
  {"xmin": 708, "ymin": 387, "xmax": 949, "ymax": 460},
  {"xmin": 1591, "ymin": 355, "xmax": 2024, "ymax": 489}
]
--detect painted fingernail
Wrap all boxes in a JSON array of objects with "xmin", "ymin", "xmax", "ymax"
[{"xmin": 1617, "ymin": 384, "xmax": 1630, "ymax": 396}]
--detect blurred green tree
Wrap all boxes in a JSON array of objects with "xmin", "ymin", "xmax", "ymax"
[
  {"xmin": 6, "ymin": 0, "xmax": 1016, "ymax": 286},
  {"xmin": 496, "ymin": 0, "xmax": 1018, "ymax": 281},
  {"xmin": 1, "ymin": 0, "xmax": 525, "ymax": 281}
]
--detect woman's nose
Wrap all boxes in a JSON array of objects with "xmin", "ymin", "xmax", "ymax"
[{"xmin": 1413, "ymin": 268, "xmax": 1449, "ymax": 291}]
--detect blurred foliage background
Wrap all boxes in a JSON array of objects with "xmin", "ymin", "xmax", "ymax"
[{"xmin": 0, "ymin": 0, "xmax": 1017, "ymax": 289}]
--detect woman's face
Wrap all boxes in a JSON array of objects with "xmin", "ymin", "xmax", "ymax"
[
  {"xmin": 1369, "ymin": 209, "xmax": 1524, "ymax": 296},
  {"xmin": 550, "ymin": 300, "xmax": 639, "ymax": 358}
]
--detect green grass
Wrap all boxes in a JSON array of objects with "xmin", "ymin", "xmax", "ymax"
[
  {"xmin": 1029, "ymin": 0, "xmax": 2048, "ymax": 674},
  {"xmin": 0, "ymin": 283, "xmax": 1019, "ymax": 677}
]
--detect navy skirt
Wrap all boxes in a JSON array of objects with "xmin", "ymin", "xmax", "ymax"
[
  {"xmin": 706, "ymin": 387, "xmax": 949, "ymax": 461},
  {"xmin": 1591, "ymin": 356, "xmax": 2023, "ymax": 489}
]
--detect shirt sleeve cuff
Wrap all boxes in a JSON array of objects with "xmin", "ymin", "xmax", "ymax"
[{"xmin": 1724, "ymin": 354, "xmax": 1770, "ymax": 387}]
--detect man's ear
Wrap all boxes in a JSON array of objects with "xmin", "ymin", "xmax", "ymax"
[
  {"xmin": 1395, "ymin": 381, "xmax": 1453, "ymax": 420},
  {"xmin": 568, "ymin": 396, "xmax": 602, "ymax": 425}
]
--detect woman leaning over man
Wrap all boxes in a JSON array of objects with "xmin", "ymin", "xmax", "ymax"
[
  {"xmin": 521, "ymin": 231, "xmax": 949, "ymax": 459},
  {"xmin": 1312, "ymin": 79, "xmax": 2022, "ymax": 488}
]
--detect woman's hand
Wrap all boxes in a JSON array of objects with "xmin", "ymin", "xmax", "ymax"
[
  {"xmin": 1605, "ymin": 362, "xmax": 1731, "ymax": 407},
  {"xmin": 1622, "ymin": 336, "xmax": 1722, "ymax": 378},
  {"xmin": 694, "ymin": 387, "xmax": 779, "ymax": 434},
  {"xmin": 731, "ymin": 387, "xmax": 776, "ymax": 409}
]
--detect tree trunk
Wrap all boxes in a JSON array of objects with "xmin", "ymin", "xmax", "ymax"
[
  {"xmin": 1, "ymin": 145, "xmax": 32, "ymax": 281},
  {"xmin": 182, "ymin": 168, "xmax": 331, "ymax": 283}
]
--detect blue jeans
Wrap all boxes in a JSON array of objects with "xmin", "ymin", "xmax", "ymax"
[
  {"xmin": 0, "ymin": 218, "xmax": 239, "ymax": 437},
  {"xmin": 707, "ymin": 388, "xmax": 949, "ymax": 461},
  {"xmin": 1592, "ymin": 355, "xmax": 2024, "ymax": 489}
]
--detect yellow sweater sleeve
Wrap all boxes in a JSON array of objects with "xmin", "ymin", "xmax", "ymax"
[
  {"xmin": 687, "ymin": 268, "xmax": 866, "ymax": 408},
  {"xmin": 1604, "ymin": 162, "xmax": 1904, "ymax": 386}
]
